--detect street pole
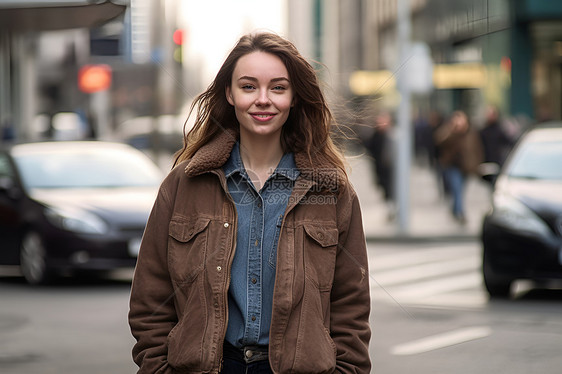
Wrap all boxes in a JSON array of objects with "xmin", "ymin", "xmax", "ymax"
[{"xmin": 395, "ymin": 0, "xmax": 412, "ymax": 235}]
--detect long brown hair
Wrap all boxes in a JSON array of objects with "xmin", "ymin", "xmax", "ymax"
[{"xmin": 173, "ymin": 32, "xmax": 346, "ymax": 176}]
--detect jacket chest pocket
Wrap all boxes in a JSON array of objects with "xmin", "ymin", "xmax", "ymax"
[
  {"xmin": 302, "ymin": 223, "xmax": 338, "ymax": 291},
  {"xmin": 168, "ymin": 216, "xmax": 211, "ymax": 284}
]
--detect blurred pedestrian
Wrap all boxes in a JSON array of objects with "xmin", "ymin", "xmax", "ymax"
[
  {"xmin": 426, "ymin": 110, "xmax": 449, "ymax": 197},
  {"xmin": 365, "ymin": 111, "xmax": 395, "ymax": 220},
  {"xmin": 128, "ymin": 32, "xmax": 371, "ymax": 374},
  {"xmin": 414, "ymin": 109, "xmax": 433, "ymax": 166},
  {"xmin": 426, "ymin": 109, "xmax": 444, "ymax": 170},
  {"xmin": 479, "ymin": 105, "xmax": 515, "ymax": 167},
  {"xmin": 434, "ymin": 110, "xmax": 484, "ymax": 224}
]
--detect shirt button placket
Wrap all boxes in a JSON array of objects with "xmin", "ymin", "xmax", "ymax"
[{"xmin": 248, "ymin": 194, "xmax": 264, "ymax": 342}]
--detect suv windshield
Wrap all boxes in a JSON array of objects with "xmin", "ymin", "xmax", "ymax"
[{"xmin": 507, "ymin": 141, "xmax": 562, "ymax": 180}]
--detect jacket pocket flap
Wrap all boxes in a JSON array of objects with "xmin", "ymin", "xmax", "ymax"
[
  {"xmin": 303, "ymin": 223, "xmax": 338, "ymax": 248},
  {"xmin": 169, "ymin": 217, "xmax": 211, "ymax": 242}
]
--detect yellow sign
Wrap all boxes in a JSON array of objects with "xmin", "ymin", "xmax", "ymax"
[{"xmin": 350, "ymin": 62, "xmax": 490, "ymax": 95}]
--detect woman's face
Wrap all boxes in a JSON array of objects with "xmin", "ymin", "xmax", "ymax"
[{"xmin": 226, "ymin": 51, "xmax": 294, "ymax": 142}]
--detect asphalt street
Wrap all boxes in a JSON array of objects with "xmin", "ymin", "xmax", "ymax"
[{"xmin": 1, "ymin": 239, "xmax": 562, "ymax": 374}]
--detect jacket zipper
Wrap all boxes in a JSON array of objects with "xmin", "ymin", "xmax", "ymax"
[
  {"xmin": 219, "ymin": 207, "xmax": 236, "ymax": 372},
  {"xmin": 213, "ymin": 170, "xmax": 238, "ymax": 372}
]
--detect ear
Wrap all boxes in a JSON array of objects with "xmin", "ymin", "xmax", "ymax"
[{"xmin": 226, "ymin": 86, "xmax": 234, "ymax": 106}]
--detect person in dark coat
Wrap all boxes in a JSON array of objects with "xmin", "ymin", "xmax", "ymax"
[
  {"xmin": 479, "ymin": 105, "xmax": 515, "ymax": 167},
  {"xmin": 366, "ymin": 111, "xmax": 395, "ymax": 219}
]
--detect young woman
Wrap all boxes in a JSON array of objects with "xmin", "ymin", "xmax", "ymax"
[{"xmin": 129, "ymin": 32, "xmax": 371, "ymax": 374}]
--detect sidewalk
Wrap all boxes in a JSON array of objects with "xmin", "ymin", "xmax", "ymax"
[{"xmin": 348, "ymin": 153, "xmax": 492, "ymax": 242}]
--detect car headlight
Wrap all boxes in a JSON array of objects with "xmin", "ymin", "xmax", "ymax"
[
  {"xmin": 45, "ymin": 207, "xmax": 109, "ymax": 235},
  {"xmin": 491, "ymin": 193, "xmax": 551, "ymax": 237}
]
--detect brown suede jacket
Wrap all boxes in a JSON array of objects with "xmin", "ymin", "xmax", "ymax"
[{"xmin": 128, "ymin": 130, "xmax": 371, "ymax": 374}]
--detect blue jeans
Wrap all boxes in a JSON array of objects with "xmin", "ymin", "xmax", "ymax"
[
  {"xmin": 442, "ymin": 166, "xmax": 465, "ymax": 217},
  {"xmin": 220, "ymin": 357, "xmax": 273, "ymax": 374}
]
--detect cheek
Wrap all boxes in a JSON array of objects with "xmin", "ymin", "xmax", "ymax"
[
  {"xmin": 277, "ymin": 96, "xmax": 294, "ymax": 112},
  {"xmin": 231, "ymin": 94, "xmax": 254, "ymax": 111}
]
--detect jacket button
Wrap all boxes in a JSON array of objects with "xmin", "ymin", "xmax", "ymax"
[
  {"xmin": 317, "ymin": 232, "xmax": 324, "ymax": 240},
  {"xmin": 217, "ymin": 266, "xmax": 222, "ymax": 272},
  {"xmin": 224, "ymin": 222, "xmax": 229, "ymax": 228}
]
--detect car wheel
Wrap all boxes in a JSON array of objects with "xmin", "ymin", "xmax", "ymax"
[
  {"xmin": 20, "ymin": 231, "xmax": 52, "ymax": 285},
  {"xmin": 483, "ymin": 251, "xmax": 512, "ymax": 298}
]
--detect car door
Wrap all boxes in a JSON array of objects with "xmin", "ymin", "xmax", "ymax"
[{"xmin": 0, "ymin": 151, "xmax": 23, "ymax": 264}]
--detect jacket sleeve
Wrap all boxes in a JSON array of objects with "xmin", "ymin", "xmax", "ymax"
[
  {"xmin": 332, "ymin": 185, "xmax": 372, "ymax": 373},
  {"xmin": 128, "ymin": 179, "xmax": 177, "ymax": 374}
]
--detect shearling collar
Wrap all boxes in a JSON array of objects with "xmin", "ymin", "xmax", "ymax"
[{"xmin": 183, "ymin": 129, "xmax": 343, "ymax": 192}]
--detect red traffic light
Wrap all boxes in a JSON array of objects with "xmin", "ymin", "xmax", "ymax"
[
  {"xmin": 78, "ymin": 64, "xmax": 112, "ymax": 93},
  {"xmin": 173, "ymin": 29, "xmax": 183, "ymax": 45}
]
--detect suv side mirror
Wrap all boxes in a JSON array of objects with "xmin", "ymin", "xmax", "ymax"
[
  {"xmin": 478, "ymin": 162, "xmax": 500, "ymax": 185},
  {"xmin": 0, "ymin": 176, "xmax": 22, "ymax": 200}
]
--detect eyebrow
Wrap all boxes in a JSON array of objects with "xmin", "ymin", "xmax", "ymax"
[{"xmin": 237, "ymin": 76, "xmax": 290, "ymax": 83}]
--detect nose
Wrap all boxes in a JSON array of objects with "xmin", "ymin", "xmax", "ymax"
[{"xmin": 255, "ymin": 89, "xmax": 271, "ymax": 106}]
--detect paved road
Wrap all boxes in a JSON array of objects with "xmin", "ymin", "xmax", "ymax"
[
  {"xmin": 0, "ymin": 270, "xmax": 137, "ymax": 374},
  {"xmin": 368, "ymin": 240, "xmax": 562, "ymax": 374},
  {"xmin": 1, "ymin": 240, "xmax": 562, "ymax": 374},
  {"xmin": 368, "ymin": 240, "xmax": 486, "ymax": 309}
]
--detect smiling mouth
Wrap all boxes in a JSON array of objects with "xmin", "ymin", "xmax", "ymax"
[{"xmin": 251, "ymin": 113, "xmax": 276, "ymax": 121}]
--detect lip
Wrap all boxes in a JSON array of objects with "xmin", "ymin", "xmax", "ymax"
[{"xmin": 250, "ymin": 112, "xmax": 276, "ymax": 122}]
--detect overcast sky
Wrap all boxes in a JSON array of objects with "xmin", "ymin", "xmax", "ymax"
[{"xmin": 181, "ymin": 0, "xmax": 286, "ymax": 85}]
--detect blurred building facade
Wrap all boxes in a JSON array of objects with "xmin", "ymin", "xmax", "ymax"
[
  {"xmin": 4, "ymin": 1, "xmax": 562, "ymax": 144},
  {"xmin": 289, "ymin": 0, "xmax": 562, "ymax": 128},
  {"xmin": 0, "ymin": 0, "xmax": 127, "ymax": 142},
  {"xmin": 0, "ymin": 0, "xmax": 184, "ymax": 146}
]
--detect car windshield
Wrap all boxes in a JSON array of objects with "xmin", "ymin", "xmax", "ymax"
[
  {"xmin": 506, "ymin": 141, "xmax": 562, "ymax": 180},
  {"xmin": 13, "ymin": 145, "xmax": 163, "ymax": 189}
]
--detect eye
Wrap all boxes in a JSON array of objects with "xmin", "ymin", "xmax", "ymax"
[
  {"xmin": 241, "ymin": 84, "xmax": 255, "ymax": 90},
  {"xmin": 272, "ymin": 85, "xmax": 287, "ymax": 91}
]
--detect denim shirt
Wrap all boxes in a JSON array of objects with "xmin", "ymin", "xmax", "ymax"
[{"xmin": 223, "ymin": 142, "xmax": 299, "ymax": 348}]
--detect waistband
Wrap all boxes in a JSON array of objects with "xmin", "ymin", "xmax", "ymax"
[{"xmin": 223, "ymin": 341, "xmax": 269, "ymax": 364}]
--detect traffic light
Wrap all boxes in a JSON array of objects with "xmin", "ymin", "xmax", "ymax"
[
  {"xmin": 173, "ymin": 29, "xmax": 183, "ymax": 64},
  {"xmin": 78, "ymin": 64, "xmax": 112, "ymax": 93}
]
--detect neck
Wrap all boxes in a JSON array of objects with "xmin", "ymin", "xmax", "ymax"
[
  {"xmin": 240, "ymin": 134, "xmax": 283, "ymax": 171},
  {"xmin": 239, "ymin": 133, "xmax": 284, "ymax": 188}
]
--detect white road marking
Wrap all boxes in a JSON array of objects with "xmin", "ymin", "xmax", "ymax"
[
  {"xmin": 371, "ymin": 273, "xmax": 482, "ymax": 300},
  {"xmin": 368, "ymin": 246, "xmax": 471, "ymax": 272},
  {"xmin": 366, "ymin": 243, "xmax": 486, "ymax": 308},
  {"xmin": 391, "ymin": 326, "xmax": 492, "ymax": 355},
  {"xmin": 371, "ymin": 257, "xmax": 480, "ymax": 286}
]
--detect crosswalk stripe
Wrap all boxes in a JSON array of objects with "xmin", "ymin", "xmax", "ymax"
[
  {"xmin": 368, "ymin": 245, "xmax": 475, "ymax": 272},
  {"xmin": 370, "ymin": 256, "xmax": 480, "ymax": 286},
  {"xmin": 390, "ymin": 326, "xmax": 492, "ymax": 355},
  {"xmin": 366, "ymin": 243, "xmax": 485, "ymax": 308},
  {"xmin": 371, "ymin": 273, "xmax": 482, "ymax": 301}
]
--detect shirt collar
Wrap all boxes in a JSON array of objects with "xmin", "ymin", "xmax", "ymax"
[{"xmin": 223, "ymin": 142, "xmax": 299, "ymax": 181}]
